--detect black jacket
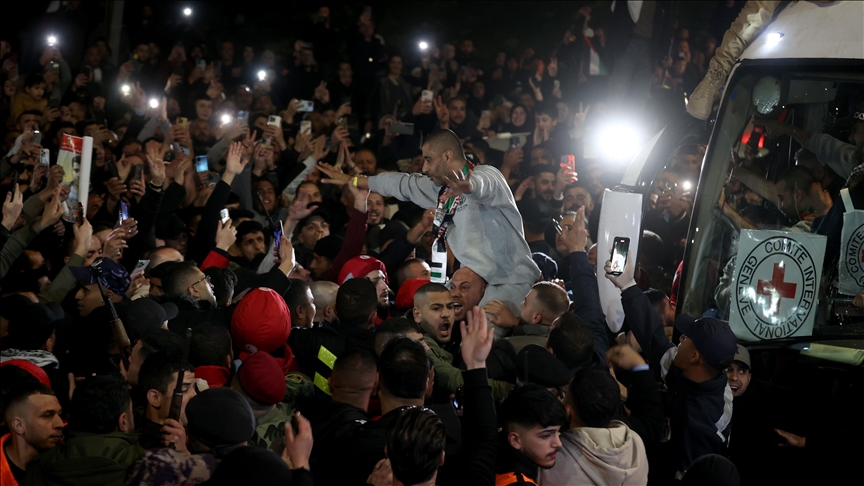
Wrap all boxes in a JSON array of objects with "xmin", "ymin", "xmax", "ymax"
[
  {"xmin": 288, "ymin": 322, "xmax": 375, "ymax": 395},
  {"xmin": 621, "ymin": 285, "xmax": 733, "ymax": 478}
]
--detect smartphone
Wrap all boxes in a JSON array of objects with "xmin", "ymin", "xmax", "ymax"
[
  {"xmin": 214, "ymin": 61, "xmax": 222, "ymax": 76},
  {"xmin": 554, "ymin": 79, "xmax": 561, "ymax": 89},
  {"xmin": 552, "ymin": 217, "xmax": 563, "ymax": 234},
  {"xmin": 172, "ymin": 64, "xmax": 184, "ymax": 76},
  {"xmin": 130, "ymin": 164, "xmax": 143, "ymax": 182},
  {"xmin": 131, "ymin": 259, "xmax": 149, "ymax": 277},
  {"xmin": 195, "ymin": 155, "xmax": 208, "ymax": 173},
  {"xmin": 390, "ymin": 122, "xmax": 415, "ymax": 135},
  {"xmin": 300, "ymin": 120, "xmax": 312, "ymax": 135},
  {"xmin": 33, "ymin": 131, "xmax": 42, "ymax": 145},
  {"xmin": 48, "ymin": 98, "xmax": 61, "ymax": 109},
  {"xmin": 480, "ymin": 110, "xmax": 490, "ymax": 128},
  {"xmin": 176, "ymin": 117, "xmax": 189, "ymax": 131},
  {"xmin": 119, "ymin": 200, "xmax": 129, "ymax": 222},
  {"xmin": 237, "ymin": 110, "xmax": 249, "ymax": 125},
  {"xmin": 267, "ymin": 115, "xmax": 282, "ymax": 127},
  {"xmin": 196, "ymin": 59, "xmax": 206, "ymax": 70},
  {"xmin": 324, "ymin": 137, "xmax": 332, "ymax": 150},
  {"xmin": 560, "ymin": 155, "xmax": 575, "ymax": 173},
  {"xmin": 609, "ymin": 237, "xmax": 630, "ymax": 276},
  {"xmin": 421, "ymin": 90, "xmax": 434, "ymax": 102},
  {"xmin": 81, "ymin": 66, "xmax": 92, "ymax": 78},
  {"xmin": 40, "ymin": 148, "xmax": 50, "ymax": 167},
  {"xmin": 273, "ymin": 221, "xmax": 284, "ymax": 253},
  {"xmin": 296, "ymin": 100, "xmax": 314, "ymax": 112},
  {"xmin": 509, "ymin": 136, "xmax": 521, "ymax": 149},
  {"xmin": 220, "ymin": 208, "xmax": 230, "ymax": 225},
  {"xmin": 337, "ymin": 116, "xmax": 348, "ymax": 130},
  {"xmin": 364, "ymin": 6, "xmax": 372, "ymax": 17}
]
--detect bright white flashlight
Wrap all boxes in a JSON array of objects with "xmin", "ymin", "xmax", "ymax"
[
  {"xmin": 47, "ymin": 36, "xmax": 57, "ymax": 46},
  {"xmin": 682, "ymin": 181, "xmax": 692, "ymax": 191},
  {"xmin": 418, "ymin": 41, "xmax": 429, "ymax": 50},
  {"xmin": 121, "ymin": 84, "xmax": 131, "ymax": 95},
  {"xmin": 183, "ymin": 7, "xmax": 192, "ymax": 16},
  {"xmin": 257, "ymin": 70, "xmax": 267, "ymax": 81},
  {"xmin": 221, "ymin": 114, "xmax": 232, "ymax": 125},
  {"xmin": 766, "ymin": 32, "xmax": 783, "ymax": 47},
  {"xmin": 149, "ymin": 99, "xmax": 159, "ymax": 109},
  {"xmin": 598, "ymin": 125, "xmax": 641, "ymax": 160}
]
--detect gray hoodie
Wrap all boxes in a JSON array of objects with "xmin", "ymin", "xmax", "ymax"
[
  {"xmin": 539, "ymin": 421, "xmax": 649, "ymax": 486},
  {"xmin": 368, "ymin": 166, "xmax": 540, "ymax": 286}
]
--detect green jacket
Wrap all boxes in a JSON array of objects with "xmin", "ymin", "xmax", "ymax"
[
  {"xmin": 249, "ymin": 402, "xmax": 294, "ymax": 453},
  {"xmin": 26, "ymin": 431, "xmax": 145, "ymax": 486},
  {"xmin": 423, "ymin": 334, "xmax": 513, "ymax": 401}
]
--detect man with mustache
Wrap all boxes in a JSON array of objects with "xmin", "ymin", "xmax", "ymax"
[{"xmin": 1, "ymin": 384, "xmax": 65, "ymax": 485}]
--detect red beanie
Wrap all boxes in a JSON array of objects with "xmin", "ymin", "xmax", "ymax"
[
  {"xmin": 238, "ymin": 352, "xmax": 286, "ymax": 406},
  {"xmin": 231, "ymin": 288, "xmax": 291, "ymax": 354},
  {"xmin": 0, "ymin": 359, "xmax": 52, "ymax": 387},
  {"xmin": 395, "ymin": 277, "xmax": 431, "ymax": 310},
  {"xmin": 338, "ymin": 255, "xmax": 388, "ymax": 286}
]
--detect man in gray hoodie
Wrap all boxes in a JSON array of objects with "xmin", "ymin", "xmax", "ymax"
[
  {"xmin": 540, "ymin": 367, "xmax": 649, "ymax": 486},
  {"xmin": 318, "ymin": 129, "xmax": 540, "ymax": 337}
]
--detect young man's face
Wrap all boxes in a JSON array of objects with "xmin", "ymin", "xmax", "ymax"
[
  {"xmin": 367, "ymin": 270, "xmax": 389, "ymax": 305},
  {"xmin": 298, "ymin": 183, "xmax": 322, "ymax": 202},
  {"xmin": 727, "ymin": 361, "xmax": 751, "ymax": 397},
  {"xmin": 563, "ymin": 186, "xmax": 593, "ymax": 213},
  {"xmin": 534, "ymin": 172, "xmax": 556, "ymax": 201},
  {"xmin": 254, "ymin": 180, "xmax": 277, "ymax": 212},
  {"xmin": 530, "ymin": 148, "xmax": 552, "ymax": 167},
  {"xmin": 19, "ymin": 114, "xmax": 40, "ymax": 132},
  {"xmin": 367, "ymin": 193, "xmax": 386, "ymax": 225},
  {"xmin": 414, "ymin": 290, "xmax": 455, "ymax": 344},
  {"xmin": 239, "ymin": 231, "xmax": 266, "ymax": 261},
  {"xmin": 508, "ymin": 422, "xmax": 562, "ymax": 469},
  {"xmin": 519, "ymin": 289, "xmax": 540, "ymax": 325},
  {"xmin": 401, "ymin": 261, "xmax": 431, "ymax": 284},
  {"xmin": 195, "ymin": 99, "xmax": 212, "ymax": 121},
  {"xmin": 75, "ymin": 283, "xmax": 105, "ymax": 317},
  {"xmin": 355, "ymin": 150, "xmax": 377, "ymax": 175},
  {"xmin": 535, "ymin": 114, "xmax": 557, "ymax": 133},
  {"xmin": 10, "ymin": 394, "xmax": 65, "ymax": 451},
  {"xmin": 310, "ymin": 254, "xmax": 331, "ymax": 280},
  {"xmin": 152, "ymin": 371, "xmax": 197, "ymax": 424},
  {"xmin": 298, "ymin": 216, "xmax": 329, "ymax": 250}
]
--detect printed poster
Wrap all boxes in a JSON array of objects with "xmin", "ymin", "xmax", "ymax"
[
  {"xmin": 729, "ymin": 230, "xmax": 826, "ymax": 341},
  {"xmin": 57, "ymin": 134, "xmax": 83, "ymax": 222}
]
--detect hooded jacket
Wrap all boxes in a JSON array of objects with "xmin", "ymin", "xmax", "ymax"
[
  {"xmin": 539, "ymin": 421, "xmax": 649, "ymax": 486},
  {"xmin": 25, "ymin": 432, "xmax": 145, "ymax": 486}
]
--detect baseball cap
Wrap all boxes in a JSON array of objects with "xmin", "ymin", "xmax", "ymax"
[
  {"xmin": 70, "ymin": 257, "xmax": 131, "ymax": 297},
  {"xmin": 674, "ymin": 314, "xmax": 738, "ymax": 370},
  {"xmin": 238, "ymin": 352, "xmax": 286, "ymax": 406},
  {"xmin": 732, "ymin": 344, "xmax": 751, "ymax": 370},
  {"xmin": 338, "ymin": 255, "xmax": 388, "ymax": 286}
]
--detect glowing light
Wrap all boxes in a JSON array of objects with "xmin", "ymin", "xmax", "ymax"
[
  {"xmin": 257, "ymin": 70, "xmax": 267, "ymax": 81},
  {"xmin": 683, "ymin": 181, "xmax": 692, "ymax": 191},
  {"xmin": 47, "ymin": 36, "xmax": 57, "ymax": 46},
  {"xmin": 183, "ymin": 7, "xmax": 192, "ymax": 16},
  {"xmin": 121, "ymin": 84, "xmax": 131, "ymax": 95},
  {"xmin": 766, "ymin": 32, "xmax": 783, "ymax": 47},
  {"xmin": 221, "ymin": 114, "xmax": 232, "ymax": 125},
  {"xmin": 598, "ymin": 125, "xmax": 641, "ymax": 160},
  {"xmin": 149, "ymin": 99, "xmax": 159, "ymax": 109},
  {"xmin": 418, "ymin": 41, "xmax": 429, "ymax": 50}
]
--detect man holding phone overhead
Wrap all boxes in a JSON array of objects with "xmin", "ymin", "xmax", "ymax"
[{"xmin": 318, "ymin": 129, "xmax": 539, "ymax": 338}]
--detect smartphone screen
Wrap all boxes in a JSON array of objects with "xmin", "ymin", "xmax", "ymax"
[
  {"xmin": 273, "ymin": 221, "xmax": 284, "ymax": 254},
  {"xmin": 220, "ymin": 208, "xmax": 230, "ymax": 224},
  {"xmin": 195, "ymin": 156, "xmax": 209, "ymax": 173},
  {"xmin": 509, "ymin": 137, "xmax": 521, "ymax": 149},
  {"xmin": 119, "ymin": 200, "xmax": 129, "ymax": 222},
  {"xmin": 237, "ymin": 110, "xmax": 249, "ymax": 125},
  {"xmin": 33, "ymin": 131, "xmax": 42, "ymax": 145},
  {"xmin": 610, "ymin": 237, "xmax": 630, "ymax": 275}
]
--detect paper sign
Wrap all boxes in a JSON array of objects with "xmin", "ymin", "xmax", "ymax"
[
  {"xmin": 838, "ymin": 209, "xmax": 864, "ymax": 295},
  {"xmin": 57, "ymin": 134, "xmax": 83, "ymax": 222},
  {"xmin": 729, "ymin": 230, "xmax": 826, "ymax": 341}
]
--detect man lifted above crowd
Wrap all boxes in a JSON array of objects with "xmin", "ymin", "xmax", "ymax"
[{"xmin": 319, "ymin": 129, "xmax": 540, "ymax": 337}]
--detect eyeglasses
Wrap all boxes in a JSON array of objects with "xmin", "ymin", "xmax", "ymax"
[{"xmin": 192, "ymin": 275, "xmax": 212, "ymax": 287}]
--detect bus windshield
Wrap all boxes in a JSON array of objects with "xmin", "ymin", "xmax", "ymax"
[{"xmin": 679, "ymin": 64, "xmax": 864, "ymax": 344}]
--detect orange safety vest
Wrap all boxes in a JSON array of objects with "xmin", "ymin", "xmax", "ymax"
[
  {"xmin": 0, "ymin": 433, "xmax": 20, "ymax": 486},
  {"xmin": 495, "ymin": 471, "xmax": 539, "ymax": 486}
]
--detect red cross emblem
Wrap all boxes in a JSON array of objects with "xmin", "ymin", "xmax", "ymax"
[
  {"xmin": 756, "ymin": 263, "xmax": 797, "ymax": 315},
  {"xmin": 860, "ymin": 248, "xmax": 864, "ymax": 264}
]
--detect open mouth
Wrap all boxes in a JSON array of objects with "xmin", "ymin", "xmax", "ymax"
[
  {"xmin": 452, "ymin": 302, "xmax": 464, "ymax": 313},
  {"xmin": 439, "ymin": 321, "xmax": 451, "ymax": 337},
  {"xmin": 730, "ymin": 384, "xmax": 740, "ymax": 392}
]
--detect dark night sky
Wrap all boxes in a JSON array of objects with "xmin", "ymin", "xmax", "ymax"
[{"xmin": 4, "ymin": 1, "xmax": 719, "ymax": 67}]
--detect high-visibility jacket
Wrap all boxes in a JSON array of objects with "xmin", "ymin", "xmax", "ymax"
[
  {"xmin": 495, "ymin": 471, "xmax": 539, "ymax": 486},
  {"xmin": 0, "ymin": 433, "xmax": 20, "ymax": 486}
]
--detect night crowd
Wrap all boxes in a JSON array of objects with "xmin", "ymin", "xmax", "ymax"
[{"xmin": 0, "ymin": 1, "xmax": 854, "ymax": 486}]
